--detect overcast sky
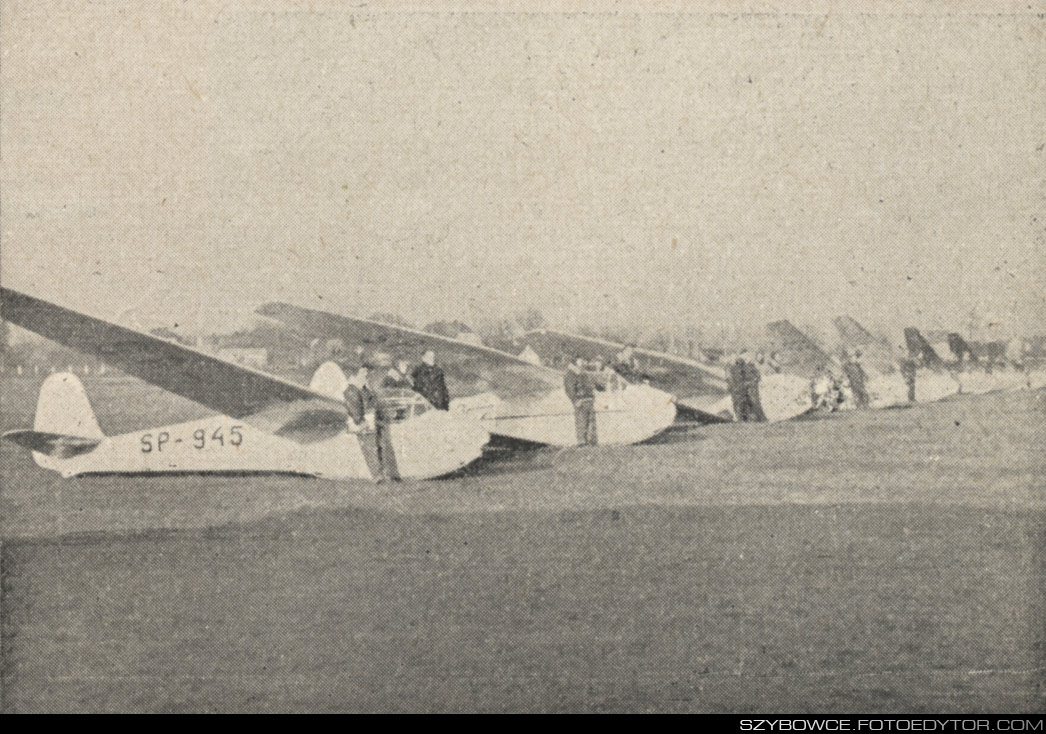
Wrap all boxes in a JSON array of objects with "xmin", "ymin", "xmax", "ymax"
[{"xmin": 2, "ymin": 2, "xmax": 1043, "ymax": 343}]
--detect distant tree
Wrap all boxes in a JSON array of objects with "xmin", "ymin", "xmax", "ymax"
[
  {"xmin": 368, "ymin": 312, "xmax": 416, "ymax": 329},
  {"xmin": 638, "ymin": 329, "xmax": 690, "ymax": 355},
  {"xmin": 515, "ymin": 308, "xmax": 547, "ymax": 331},
  {"xmin": 596, "ymin": 326, "xmax": 631, "ymax": 344},
  {"xmin": 475, "ymin": 318, "xmax": 520, "ymax": 348},
  {"xmin": 424, "ymin": 320, "xmax": 474, "ymax": 339}
]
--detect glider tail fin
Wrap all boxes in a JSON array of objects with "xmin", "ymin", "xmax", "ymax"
[
  {"xmin": 34, "ymin": 372, "xmax": 105, "ymax": 439},
  {"xmin": 834, "ymin": 316, "xmax": 879, "ymax": 349},
  {"xmin": 765, "ymin": 320, "xmax": 833, "ymax": 378},
  {"xmin": 947, "ymin": 332, "xmax": 977, "ymax": 363},
  {"xmin": 903, "ymin": 328, "xmax": 946, "ymax": 370}
]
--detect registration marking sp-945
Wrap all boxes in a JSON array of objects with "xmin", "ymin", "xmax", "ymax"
[{"xmin": 140, "ymin": 425, "xmax": 244, "ymax": 453}]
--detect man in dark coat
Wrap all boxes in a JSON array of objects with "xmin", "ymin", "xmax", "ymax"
[
  {"xmin": 564, "ymin": 357, "xmax": 598, "ymax": 446},
  {"xmin": 743, "ymin": 352, "xmax": 767, "ymax": 422},
  {"xmin": 344, "ymin": 365, "xmax": 376, "ymax": 430},
  {"xmin": 727, "ymin": 353, "xmax": 750, "ymax": 422},
  {"xmin": 897, "ymin": 345, "xmax": 917, "ymax": 403},
  {"xmin": 411, "ymin": 350, "xmax": 450, "ymax": 410},
  {"xmin": 842, "ymin": 349, "xmax": 870, "ymax": 409}
]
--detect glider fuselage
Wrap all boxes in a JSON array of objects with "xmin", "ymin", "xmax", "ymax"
[{"xmin": 26, "ymin": 396, "xmax": 488, "ymax": 481}]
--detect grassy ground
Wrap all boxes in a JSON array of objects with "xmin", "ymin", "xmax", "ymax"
[{"xmin": 1, "ymin": 376, "xmax": 1043, "ymax": 712}]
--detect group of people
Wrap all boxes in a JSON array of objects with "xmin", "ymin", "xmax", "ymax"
[
  {"xmin": 377, "ymin": 351, "xmax": 451, "ymax": 410},
  {"xmin": 342, "ymin": 350, "xmax": 451, "ymax": 483},
  {"xmin": 568, "ymin": 345, "xmax": 787, "ymax": 435},
  {"xmin": 346, "ymin": 345, "xmax": 638, "ymax": 475},
  {"xmin": 815, "ymin": 347, "xmax": 920, "ymax": 412},
  {"xmin": 342, "ymin": 339, "xmax": 988, "ymax": 479}
]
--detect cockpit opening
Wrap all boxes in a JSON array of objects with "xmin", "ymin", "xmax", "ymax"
[{"xmin": 377, "ymin": 388, "xmax": 435, "ymax": 423}]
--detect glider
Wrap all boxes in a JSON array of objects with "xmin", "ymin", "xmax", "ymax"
[
  {"xmin": 1, "ymin": 288, "xmax": 489, "ymax": 480},
  {"xmin": 255, "ymin": 303, "xmax": 677, "ymax": 446}
]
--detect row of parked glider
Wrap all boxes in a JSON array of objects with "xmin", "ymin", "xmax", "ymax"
[{"xmin": 2, "ymin": 288, "xmax": 1042, "ymax": 481}]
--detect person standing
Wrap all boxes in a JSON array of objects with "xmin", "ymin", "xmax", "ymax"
[
  {"xmin": 564, "ymin": 356, "xmax": 598, "ymax": 446},
  {"xmin": 372, "ymin": 391, "xmax": 401, "ymax": 482},
  {"xmin": 728, "ymin": 352, "xmax": 750, "ymax": 422},
  {"xmin": 743, "ymin": 352, "xmax": 767, "ymax": 422},
  {"xmin": 344, "ymin": 365, "xmax": 376, "ymax": 433},
  {"xmin": 842, "ymin": 349, "xmax": 870, "ymax": 409},
  {"xmin": 897, "ymin": 345, "xmax": 917, "ymax": 403},
  {"xmin": 411, "ymin": 350, "xmax": 450, "ymax": 410},
  {"xmin": 343, "ymin": 365, "xmax": 392, "ymax": 483}
]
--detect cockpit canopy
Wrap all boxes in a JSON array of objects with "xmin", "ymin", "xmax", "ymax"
[
  {"xmin": 582, "ymin": 367, "xmax": 630, "ymax": 392},
  {"xmin": 375, "ymin": 388, "xmax": 435, "ymax": 423}
]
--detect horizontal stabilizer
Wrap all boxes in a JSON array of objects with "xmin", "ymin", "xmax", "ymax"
[{"xmin": 2, "ymin": 429, "xmax": 102, "ymax": 459}]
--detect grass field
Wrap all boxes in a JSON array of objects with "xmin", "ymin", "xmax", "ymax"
[{"xmin": 1, "ymin": 376, "xmax": 1043, "ymax": 712}]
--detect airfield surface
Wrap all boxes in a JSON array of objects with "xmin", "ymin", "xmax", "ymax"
[{"xmin": 1, "ymin": 377, "xmax": 1043, "ymax": 712}]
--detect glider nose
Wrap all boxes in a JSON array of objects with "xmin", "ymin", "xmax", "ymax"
[
  {"xmin": 605, "ymin": 382, "xmax": 677, "ymax": 443},
  {"xmin": 433, "ymin": 409, "xmax": 490, "ymax": 472},
  {"xmin": 451, "ymin": 409, "xmax": 491, "ymax": 452},
  {"xmin": 638, "ymin": 384, "xmax": 679, "ymax": 427},
  {"xmin": 392, "ymin": 407, "xmax": 490, "ymax": 478}
]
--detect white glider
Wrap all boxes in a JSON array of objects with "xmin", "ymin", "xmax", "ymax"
[
  {"xmin": 256, "ymin": 302, "xmax": 677, "ymax": 446},
  {"xmin": 1, "ymin": 289, "xmax": 489, "ymax": 480}
]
